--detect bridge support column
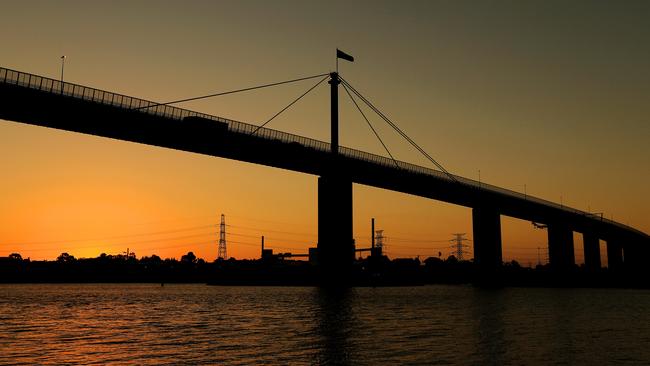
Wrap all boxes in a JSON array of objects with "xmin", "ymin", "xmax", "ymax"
[
  {"xmin": 606, "ymin": 240, "xmax": 623, "ymax": 271},
  {"xmin": 472, "ymin": 207, "xmax": 502, "ymax": 277},
  {"xmin": 583, "ymin": 233, "xmax": 601, "ymax": 271},
  {"xmin": 548, "ymin": 224, "xmax": 575, "ymax": 271},
  {"xmin": 317, "ymin": 175, "xmax": 355, "ymax": 283},
  {"xmin": 623, "ymin": 244, "xmax": 639, "ymax": 269},
  {"xmin": 622, "ymin": 238, "xmax": 649, "ymax": 278}
]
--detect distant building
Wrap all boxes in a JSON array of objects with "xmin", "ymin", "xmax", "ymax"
[
  {"xmin": 261, "ymin": 249, "xmax": 274, "ymax": 260},
  {"xmin": 309, "ymin": 247, "xmax": 318, "ymax": 265}
]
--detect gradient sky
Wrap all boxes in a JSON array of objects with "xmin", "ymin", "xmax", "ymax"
[{"xmin": 1, "ymin": 0, "xmax": 648, "ymax": 264}]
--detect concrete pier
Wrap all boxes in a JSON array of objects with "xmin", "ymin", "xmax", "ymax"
[
  {"xmin": 548, "ymin": 224, "xmax": 575, "ymax": 270},
  {"xmin": 583, "ymin": 233, "xmax": 601, "ymax": 270},
  {"xmin": 472, "ymin": 207, "xmax": 502, "ymax": 274},
  {"xmin": 623, "ymin": 238, "xmax": 650, "ymax": 276},
  {"xmin": 606, "ymin": 240, "xmax": 623, "ymax": 271},
  {"xmin": 317, "ymin": 175, "xmax": 355, "ymax": 279}
]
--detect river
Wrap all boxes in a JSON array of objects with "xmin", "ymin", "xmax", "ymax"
[{"xmin": 1, "ymin": 284, "xmax": 648, "ymax": 365}]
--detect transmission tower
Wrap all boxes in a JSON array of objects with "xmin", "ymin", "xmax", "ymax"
[
  {"xmin": 450, "ymin": 233, "xmax": 470, "ymax": 260},
  {"xmin": 218, "ymin": 214, "xmax": 227, "ymax": 259},
  {"xmin": 375, "ymin": 230, "xmax": 385, "ymax": 251}
]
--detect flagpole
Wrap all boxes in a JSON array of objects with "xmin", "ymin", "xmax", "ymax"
[
  {"xmin": 329, "ymin": 71, "xmax": 339, "ymax": 155},
  {"xmin": 336, "ymin": 51, "xmax": 339, "ymax": 74},
  {"xmin": 332, "ymin": 48, "xmax": 354, "ymax": 154}
]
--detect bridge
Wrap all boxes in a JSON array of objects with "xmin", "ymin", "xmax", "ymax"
[{"xmin": 1, "ymin": 66, "xmax": 648, "ymax": 283}]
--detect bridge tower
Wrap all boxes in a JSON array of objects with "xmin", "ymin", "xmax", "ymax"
[
  {"xmin": 317, "ymin": 71, "xmax": 355, "ymax": 283},
  {"xmin": 218, "ymin": 214, "xmax": 227, "ymax": 259}
]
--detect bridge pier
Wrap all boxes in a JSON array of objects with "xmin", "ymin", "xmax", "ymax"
[
  {"xmin": 606, "ymin": 240, "xmax": 623, "ymax": 271},
  {"xmin": 317, "ymin": 175, "xmax": 355, "ymax": 283},
  {"xmin": 622, "ymin": 238, "xmax": 649, "ymax": 276},
  {"xmin": 547, "ymin": 224, "xmax": 575, "ymax": 271},
  {"xmin": 583, "ymin": 233, "xmax": 601, "ymax": 271},
  {"xmin": 472, "ymin": 207, "xmax": 502, "ymax": 277},
  {"xmin": 622, "ymin": 243, "xmax": 640, "ymax": 270}
]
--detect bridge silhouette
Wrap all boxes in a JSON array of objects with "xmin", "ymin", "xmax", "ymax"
[{"xmin": 1, "ymin": 66, "xmax": 648, "ymax": 283}]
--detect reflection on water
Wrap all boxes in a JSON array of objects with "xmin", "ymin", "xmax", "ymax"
[
  {"xmin": 472, "ymin": 289, "xmax": 507, "ymax": 365},
  {"xmin": 1, "ymin": 284, "xmax": 649, "ymax": 365},
  {"xmin": 314, "ymin": 288, "xmax": 355, "ymax": 365}
]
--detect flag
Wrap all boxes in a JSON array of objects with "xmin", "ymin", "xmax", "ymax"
[{"xmin": 336, "ymin": 49, "xmax": 354, "ymax": 62}]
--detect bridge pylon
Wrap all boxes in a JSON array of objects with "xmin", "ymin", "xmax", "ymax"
[{"xmin": 316, "ymin": 71, "xmax": 355, "ymax": 285}]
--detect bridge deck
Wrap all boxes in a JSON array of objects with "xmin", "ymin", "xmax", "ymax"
[{"xmin": 0, "ymin": 66, "xmax": 647, "ymax": 242}]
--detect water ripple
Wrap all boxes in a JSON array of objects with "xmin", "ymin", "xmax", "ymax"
[{"xmin": 1, "ymin": 284, "xmax": 649, "ymax": 365}]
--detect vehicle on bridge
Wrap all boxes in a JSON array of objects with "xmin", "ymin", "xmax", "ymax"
[{"xmin": 182, "ymin": 115, "xmax": 229, "ymax": 134}]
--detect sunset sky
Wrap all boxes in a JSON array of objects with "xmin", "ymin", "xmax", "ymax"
[{"xmin": 1, "ymin": 0, "xmax": 648, "ymax": 264}]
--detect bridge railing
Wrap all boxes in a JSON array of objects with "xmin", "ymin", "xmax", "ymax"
[
  {"xmin": 0, "ymin": 66, "xmax": 641, "ymax": 236},
  {"xmin": 1, "ymin": 67, "xmax": 336, "ymax": 152}
]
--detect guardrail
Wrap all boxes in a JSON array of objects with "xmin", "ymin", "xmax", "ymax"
[{"xmin": 0, "ymin": 66, "xmax": 643, "ymax": 237}]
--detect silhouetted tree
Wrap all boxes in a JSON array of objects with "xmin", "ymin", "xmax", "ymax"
[
  {"xmin": 505, "ymin": 260, "xmax": 521, "ymax": 268},
  {"xmin": 57, "ymin": 252, "xmax": 76, "ymax": 263},
  {"xmin": 8, "ymin": 253, "xmax": 22, "ymax": 261},
  {"xmin": 181, "ymin": 251, "xmax": 197, "ymax": 264},
  {"xmin": 141, "ymin": 254, "xmax": 162, "ymax": 264},
  {"xmin": 424, "ymin": 257, "xmax": 443, "ymax": 267}
]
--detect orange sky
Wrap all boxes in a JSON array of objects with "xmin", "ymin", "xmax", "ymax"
[{"xmin": 1, "ymin": 0, "xmax": 648, "ymax": 265}]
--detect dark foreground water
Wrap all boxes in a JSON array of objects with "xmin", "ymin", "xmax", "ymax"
[{"xmin": 1, "ymin": 284, "xmax": 649, "ymax": 365}]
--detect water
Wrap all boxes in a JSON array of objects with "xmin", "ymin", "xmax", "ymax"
[{"xmin": 1, "ymin": 284, "xmax": 649, "ymax": 365}]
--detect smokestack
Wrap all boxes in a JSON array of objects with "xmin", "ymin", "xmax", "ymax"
[{"xmin": 371, "ymin": 218, "xmax": 375, "ymax": 249}]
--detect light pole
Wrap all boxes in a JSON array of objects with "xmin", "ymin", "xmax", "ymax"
[
  {"xmin": 60, "ymin": 55, "xmax": 66, "ymax": 84},
  {"xmin": 524, "ymin": 184, "xmax": 527, "ymax": 199}
]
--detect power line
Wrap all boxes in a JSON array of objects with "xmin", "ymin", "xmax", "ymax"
[
  {"xmin": 3, "ymin": 220, "xmax": 318, "ymax": 258},
  {"xmin": 10, "ymin": 236, "xmax": 217, "ymax": 254},
  {"xmin": 226, "ymin": 214, "xmax": 314, "ymax": 228},
  {"xmin": 3, "ymin": 225, "xmax": 215, "ymax": 248},
  {"xmin": 226, "ymin": 224, "xmax": 316, "ymax": 237},
  {"xmin": 228, "ymin": 231, "xmax": 313, "ymax": 245},
  {"xmin": 228, "ymin": 240, "xmax": 306, "ymax": 251},
  {"xmin": 139, "ymin": 240, "xmax": 214, "ymax": 252},
  {"xmin": 386, "ymin": 237, "xmax": 452, "ymax": 244},
  {"xmin": 356, "ymin": 234, "xmax": 450, "ymax": 243},
  {"xmin": 113, "ymin": 232, "xmax": 214, "ymax": 246},
  {"xmin": 382, "ymin": 243, "xmax": 454, "ymax": 250}
]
